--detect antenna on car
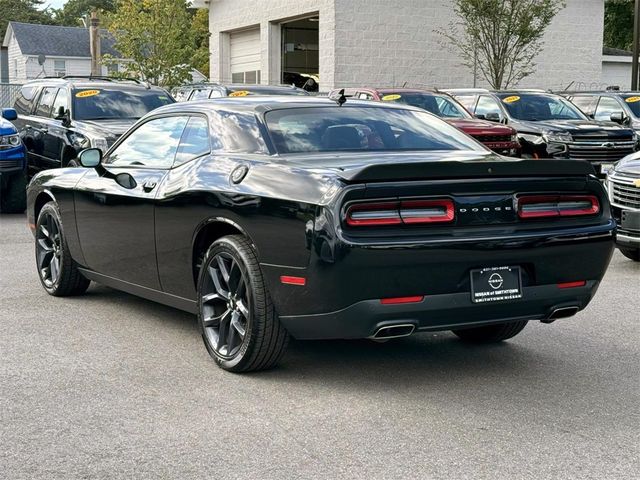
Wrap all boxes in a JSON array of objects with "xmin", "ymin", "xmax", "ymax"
[{"xmin": 330, "ymin": 89, "xmax": 347, "ymax": 106}]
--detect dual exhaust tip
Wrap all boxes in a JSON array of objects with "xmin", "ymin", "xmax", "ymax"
[{"xmin": 370, "ymin": 323, "xmax": 416, "ymax": 340}]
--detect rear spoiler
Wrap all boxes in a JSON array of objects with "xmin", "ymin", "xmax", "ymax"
[{"xmin": 336, "ymin": 159, "xmax": 596, "ymax": 183}]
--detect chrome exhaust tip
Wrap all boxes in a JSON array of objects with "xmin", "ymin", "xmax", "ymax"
[
  {"xmin": 370, "ymin": 323, "xmax": 416, "ymax": 340},
  {"xmin": 542, "ymin": 306, "xmax": 580, "ymax": 323}
]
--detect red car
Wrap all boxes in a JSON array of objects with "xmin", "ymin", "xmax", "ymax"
[{"xmin": 331, "ymin": 88, "xmax": 520, "ymax": 156}]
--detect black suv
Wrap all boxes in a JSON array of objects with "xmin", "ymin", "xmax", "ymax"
[
  {"xmin": 172, "ymin": 83, "xmax": 308, "ymax": 102},
  {"xmin": 13, "ymin": 76, "xmax": 174, "ymax": 173},
  {"xmin": 447, "ymin": 89, "xmax": 638, "ymax": 176},
  {"xmin": 565, "ymin": 90, "xmax": 640, "ymax": 131}
]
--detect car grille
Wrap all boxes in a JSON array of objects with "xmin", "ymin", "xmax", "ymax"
[
  {"xmin": 474, "ymin": 134, "xmax": 512, "ymax": 143},
  {"xmin": 567, "ymin": 138, "xmax": 636, "ymax": 162},
  {"xmin": 609, "ymin": 174, "xmax": 640, "ymax": 210},
  {"xmin": 0, "ymin": 160, "xmax": 21, "ymax": 170}
]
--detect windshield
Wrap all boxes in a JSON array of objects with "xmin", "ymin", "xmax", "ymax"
[
  {"xmin": 621, "ymin": 95, "xmax": 640, "ymax": 117},
  {"xmin": 497, "ymin": 93, "xmax": 586, "ymax": 121},
  {"xmin": 381, "ymin": 92, "xmax": 470, "ymax": 119},
  {"xmin": 72, "ymin": 88, "xmax": 174, "ymax": 120},
  {"xmin": 265, "ymin": 106, "xmax": 486, "ymax": 154}
]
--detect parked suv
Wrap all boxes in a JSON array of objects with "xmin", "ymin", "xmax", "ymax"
[
  {"xmin": 330, "ymin": 88, "xmax": 520, "ymax": 156},
  {"xmin": 172, "ymin": 83, "xmax": 309, "ymax": 102},
  {"xmin": 447, "ymin": 89, "xmax": 638, "ymax": 176},
  {"xmin": 606, "ymin": 152, "xmax": 640, "ymax": 261},
  {"xmin": 565, "ymin": 90, "xmax": 640, "ymax": 130},
  {"xmin": 0, "ymin": 108, "xmax": 27, "ymax": 213},
  {"xmin": 13, "ymin": 76, "xmax": 174, "ymax": 173}
]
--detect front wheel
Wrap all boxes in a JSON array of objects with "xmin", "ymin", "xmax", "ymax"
[
  {"xmin": 452, "ymin": 320, "xmax": 528, "ymax": 344},
  {"xmin": 35, "ymin": 202, "xmax": 90, "ymax": 296},
  {"xmin": 197, "ymin": 235, "xmax": 289, "ymax": 372},
  {"xmin": 619, "ymin": 247, "xmax": 640, "ymax": 262}
]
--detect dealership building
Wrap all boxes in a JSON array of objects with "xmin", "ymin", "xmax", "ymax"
[{"xmin": 192, "ymin": 0, "xmax": 625, "ymax": 91}]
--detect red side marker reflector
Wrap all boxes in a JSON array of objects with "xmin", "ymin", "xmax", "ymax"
[
  {"xmin": 280, "ymin": 276, "xmax": 306, "ymax": 286},
  {"xmin": 557, "ymin": 281, "xmax": 586, "ymax": 289},
  {"xmin": 380, "ymin": 296, "xmax": 424, "ymax": 305}
]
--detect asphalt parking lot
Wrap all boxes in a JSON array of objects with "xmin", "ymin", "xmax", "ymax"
[{"xmin": 0, "ymin": 213, "xmax": 638, "ymax": 480}]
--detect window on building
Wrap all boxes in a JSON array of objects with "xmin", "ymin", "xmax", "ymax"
[
  {"xmin": 53, "ymin": 60, "xmax": 66, "ymax": 77},
  {"xmin": 231, "ymin": 70, "xmax": 261, "ymax": 84},
  {"xmin": 107, "ymin": 63, "xmax": 119, "ymax": 74}
]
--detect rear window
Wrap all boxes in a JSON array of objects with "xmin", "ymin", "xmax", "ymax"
[
  {"xmin": 72, "ymin": 88, "xmax": 174, "ymax": 120},
  {"xmin": 265, "ymin": 106, "xmax": 485, "ymax": 154}
]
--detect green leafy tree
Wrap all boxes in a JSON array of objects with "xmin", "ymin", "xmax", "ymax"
[
  {"xmin": 190, "ymin": 8, "xmax": 210, "ymax": 77},
  {"xmin": 438, "ymin": 0, "xmax": 566, "ymax": 89},
  {"xmin": 108, "ymin": 0, "xmax": 195, "ymax": 88},
  {"xmin": 0, "ymin": 0, "xmax": 56, "ymax": 40},
  {"xmin": 604, "ymin": 0, "xmax": 633, "ymax": 51},
  {"xmin": 54, "ymin": 0, "xmax": 116, "ymax": 27}
]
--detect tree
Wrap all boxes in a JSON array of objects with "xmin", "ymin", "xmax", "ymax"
[
  {"xmin": 438, "ymin": 0, "xmax": 566, "ymax": 89},
  {"xmin": 54, "ymin": 0, "xmax": 116, "ymax": 27},
  {"xmin": 604, "ymin": 0, "xmax": 633, "ymax": 51},
  {"xmin": 0, "ymin": 0, "xmax": 56, "ymax": 40},
  {"xmin": 107, "ymin": 0, "xmax": 195, "ymax": 88},
  {"xmin": 190, "ymin": 8, "xmax": 210, "ymax": 77}
]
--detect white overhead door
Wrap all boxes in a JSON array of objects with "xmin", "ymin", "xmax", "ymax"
[{"xmin": 230, "ymin": 28, "xmax": 261, "ymax": 84}]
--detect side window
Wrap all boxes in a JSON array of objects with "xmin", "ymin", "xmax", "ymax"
[
  {"xmin": 209, "ymin": 90, "xmax": 223, "ymax": 98},
  {"xmin": 190, "ymin": 89, "xmax": 211, "ymax": 100},
  {"xmin": 174, "ymin": 116, "xmax": 210, "ymax": 167},
  {"xmin": 35, "ymin": 87, "xmax": 58, "ymax": 117},
  {"xmin": 476, "ymin": 95, "xmax": 503, "ymax": 119},
  {"xmin": 357, "ymin": 92, "xmax": 373, "ymax": 100},
  {"xmin": 51, "ymin": 88, "xmax": 69, "ymax": 118},
  {"xmin": 106, "ymin": 116, "xmax": 188, "ymax": 168},
  {"xmin": 570, "ymin": 95, "xmax": 597, "ymax": 116},
  {"xmin": 454, "ymin": 95, "xmax": 478, "ymax": 112},
  {"xmin": 594, "ymin": 97, "xmax": 624, "ymax": 121},
  {"xmin": 14, "ymin": 85, "xmax": 38, "ymax": 114}
]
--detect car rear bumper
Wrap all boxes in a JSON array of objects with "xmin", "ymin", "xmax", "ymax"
[{"xmin": 279, "ymin": 281, "xmax": 599, "ymax": 340}]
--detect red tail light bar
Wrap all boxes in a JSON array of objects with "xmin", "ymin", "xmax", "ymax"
[
  {"xmin": 517, "ymin": 195, "xmax": 600, "ymax": 219},
  {"xmin": 346, "ymin": 199, "xmax": 455, "ymax": 227}
]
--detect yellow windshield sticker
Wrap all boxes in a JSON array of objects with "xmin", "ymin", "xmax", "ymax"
[
  {"xmin": 158, "ymin": 95, "xmax": 169, "ymax": 100},
  {"xmin": 502, "ymin": 95, "xmax": 520, "ymax": 104},
  {"xmin": 625, "ymin": 96, "xmax": 640, "ymax": 103},
  {"xmin": 75, "ymin": 89, "xmax": 100, "ymax": 98},
  {"xmin": 229, "ymin": 90, "xmax": 250, "ymax": 97},
  {"xmin": 381, "ymin": 94, "xmax": 402, "ymax": 101}
]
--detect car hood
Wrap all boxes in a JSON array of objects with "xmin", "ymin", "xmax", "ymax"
[
  {"xmin": 0, "ymin": 118, "xmax": 17, "ymax": 136},
  {"xmin": 614, "ymin": 152, "xmax": 640, "ymax": 175},
  {"xmin": 79, "ymin": 118, "xmax": 137, "ymax": 137},
  {"xmin": 446, "ymin": 118, "xmax": 515, "ymax": 136},
  {"xmin": 514, "ymin": 119, "xmax": 633, "ymax": 137}
]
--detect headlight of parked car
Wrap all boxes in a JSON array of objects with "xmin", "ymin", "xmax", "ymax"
[
  {"xmin": 0, "ymin": 134, "xmax": 21, "ymax": 147},
  {"xmin": 511, "ymin": 134, "xmax": 518, "ymax": 143},
  {"xmin": 543, "ymin": 132, "xmax": 573, "ymax": 143}
]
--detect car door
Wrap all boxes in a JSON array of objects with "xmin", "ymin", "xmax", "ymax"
[
  {"xmin": 29, "ymin": 87, "xmax": 59, "ymax": 170},
  {"xmin": 74, "ymin": 115, "xmax": 189, "ymax": 289}
]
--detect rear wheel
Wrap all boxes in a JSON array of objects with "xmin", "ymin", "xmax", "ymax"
[
  {"xmin": 619, "ymin": 247, "xmax": 640, "ymax": 262},
  {"xmin": 197, "ymin": 235, "xmax": 289, "ymax": 372},
  {"xmin": 35, "ymin": 202, "xmax": 90, "ymax": 296},
  {"xmin": 0, "ymin": 172, "xmax": 27, "ymax": 213},
  {"xmin": 452, "ymin": 320, "xmax": 528, "ymax": 344}
]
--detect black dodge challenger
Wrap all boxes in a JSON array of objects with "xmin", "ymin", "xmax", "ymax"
[{"xmin": 27, "ymin": 97, "xmax": 615, "ymax": 372}]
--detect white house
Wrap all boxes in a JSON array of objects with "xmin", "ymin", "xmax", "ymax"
[
  {"xmin": 1, "ymin": 22, "xmax": 125, "ymax": 83},
  {"xmin": 193, "ymin": 0, "xmax": 612, "ymax": 91}
]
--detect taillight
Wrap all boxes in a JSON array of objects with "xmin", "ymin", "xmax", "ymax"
[
  {"xmin": 345, "ymin": 199, "xmax": 454, "ymax": 227},
  {"xmin": 517, "ymin": 195, "xmax": 600, "ymax": 219}
]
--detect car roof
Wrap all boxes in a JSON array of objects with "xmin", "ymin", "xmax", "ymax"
[
  {"xmin": 22, "ymin": 76, "xmax": 165, "ymax": 91},
  {"xmin": 149, "ymin": 96, "xmax": 425, "ymax": 115},
  {"xmin": 180, "ymin": 83, "xmax": 304, "ymax": 91}
]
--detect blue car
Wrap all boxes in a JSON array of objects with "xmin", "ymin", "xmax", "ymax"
[{"xmin": 0, "ymin": 108, "xmax": 27, "ymax": 213}]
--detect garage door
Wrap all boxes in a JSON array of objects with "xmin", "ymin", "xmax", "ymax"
[{"xmin": 230, "ymin": 28, "xmax": 261, "ymax": 84}]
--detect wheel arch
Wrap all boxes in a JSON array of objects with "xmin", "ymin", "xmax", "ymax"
[
  {"xmin": 34, "ymin": 190, "xmax": 56, "ymax": 222},
  {"xmin": 191, "ymin": 217, "xmax": 258, "ymax": 288}
]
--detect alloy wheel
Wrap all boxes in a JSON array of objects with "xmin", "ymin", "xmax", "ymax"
[
  {"xmin": 36, "ymin": 213, "xmax": 62, "ymax": 287},
  {"xmin": 201, "ymin": 252, "xmax": 250, "ymax": 358}
]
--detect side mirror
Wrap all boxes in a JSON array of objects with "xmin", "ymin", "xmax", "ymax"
[
  {"xmin": 1, "ymin": 108, "xmax": 18, "ymax": 121},
  {"xmin": 78, "ymin": 148, "xmax": 102, "ymax": 168},
  {"xmin": 475, "ymin": 114, "xmax": 486, "ymax": 120},
  {"xmin": 610, "ymin": 112, "xmax": 625, "ymax": 125},
  {"xmin": 485, "ymin": 112, "xmax": 502, "ymax": 122},
  {"xmin": 55, "ymin": 107, "xmax": 71, "ymax": 127}
]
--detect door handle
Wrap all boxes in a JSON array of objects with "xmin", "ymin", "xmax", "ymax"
[{"xmin": 142, "ymin": 181, "xmax": 157, "ymax": 192}]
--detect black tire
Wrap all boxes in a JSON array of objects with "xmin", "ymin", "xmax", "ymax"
[
  {"xmin": 35, "ymin": 202, "xmax": 90, "ymax": 296},
  {"xmin": 0, "ymin": 172, "xmax": 27, "ymax": 213},
  {"xmin": 197, "ymin": 235, "xmax": 289, "ymax": 372},
  {"xmin": 619, "ymin": 247, "xmax": 640, "ymax": 262},
  {"xmin": 452, "ymin": 320, "xmax": 528, "ymax": 344}
]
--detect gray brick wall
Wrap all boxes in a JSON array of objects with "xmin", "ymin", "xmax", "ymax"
[{"xmin": 208, "ymin": 0, "xmax": 605, "ymax": 91}]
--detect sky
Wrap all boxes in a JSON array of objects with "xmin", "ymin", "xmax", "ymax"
[{"xmin": 43, "ymin": 0, "xmax": 68, "ymax": 10}]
